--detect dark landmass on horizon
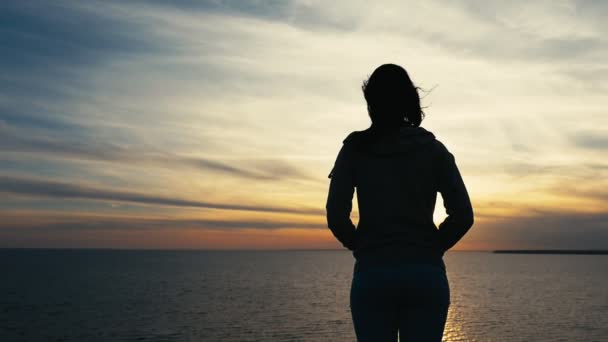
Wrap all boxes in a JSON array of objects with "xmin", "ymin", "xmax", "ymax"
[{"xmin": 493, "ymin": 250, "xmax": 608, "ymax": 255}]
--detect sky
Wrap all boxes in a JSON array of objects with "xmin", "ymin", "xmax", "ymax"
[{"xmin": 1, "ymin": 0, "xmax": 607, "ymax": 250}]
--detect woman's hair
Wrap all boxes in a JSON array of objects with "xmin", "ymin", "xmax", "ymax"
[{"xmin": 362, "ymin": 64, "xmax": 425, "ymax": 128}]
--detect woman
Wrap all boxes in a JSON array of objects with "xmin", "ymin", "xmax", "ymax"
[{"xmin": 326, "ymin": 64, "xmax": 474, "ymax": 341}]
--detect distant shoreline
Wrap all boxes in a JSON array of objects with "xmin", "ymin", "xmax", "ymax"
[{"xmin": 493, "ymin": 250, "xmax": 608, "ymax": 255}]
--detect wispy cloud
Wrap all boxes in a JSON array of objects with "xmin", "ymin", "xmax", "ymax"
[
  {"xmin": 0, "ymin": 176, "xmax": 322, "ymax": 215},
  {"xmin": 0, "ymin": 212, "xmax": 326, "ymax": 231},
  {"xmin": 463, "ymin": 209, "xmax": 608, "ymax": 250},
  {"xmin": 0, "ymin": 126, "xmax": 312, "ymax": 181},
  {"xmin": 570, "ymin": 130, "xmax": 608, "ymax": 151}
]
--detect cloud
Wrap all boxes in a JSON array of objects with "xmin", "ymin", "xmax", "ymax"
[
  {"xmin": 0, "ymin": 123, "xmax": 312, "ymax": 182},
  {"xmin": 571, "ymin": 130, "xmax": 608, "ymax": 150},
  {"xmin": 0, "ymin": 176, "xmax": 322, "ymax": 215},
  {"xmin": 0, "ymin": 1, "xmax": 156, "ymax": 73},
  {"xmin": 0, "ymin": 213, "xmax": 326, "ymax": 231},
  {"xmin": 465, "ymin": 209, "xmax": 608, "ymax": 249}
]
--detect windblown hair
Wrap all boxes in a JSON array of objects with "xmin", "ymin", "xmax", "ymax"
[{"xmin": 362, "ymin": 64, "xmax": 425, "ymax": 128}]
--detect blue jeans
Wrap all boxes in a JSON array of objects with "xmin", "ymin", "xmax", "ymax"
[{"xmin": 350, "ymin": 262, "xmax": 450, "ymax": 341}]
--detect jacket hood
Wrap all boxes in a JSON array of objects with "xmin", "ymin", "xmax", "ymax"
[{"xmin": 344, "ymin": 125, "xmax": 436, "ymax": 156}]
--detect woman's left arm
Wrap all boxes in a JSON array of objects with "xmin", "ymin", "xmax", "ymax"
[{"xmin": 326, "ymin": 142, "xmax": 357, "ymax": 250}]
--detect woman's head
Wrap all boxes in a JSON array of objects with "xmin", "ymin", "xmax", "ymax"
[{"xmin": 362, "ymin": 64, "xmax": 424, "ymax": 128}]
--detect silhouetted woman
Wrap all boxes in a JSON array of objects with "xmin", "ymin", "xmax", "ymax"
[{"xmin": 326, "ymin": 64, "xmax": 474, "ymax": 341}]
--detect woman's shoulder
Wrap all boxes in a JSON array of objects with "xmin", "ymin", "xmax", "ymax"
[
  {"xmin": 430, "ymin": 138, "xmax": 450, "ymax": 153},
  {"xmin": 342, "ymin": 128, "xmax": 372, "ymax": 144},
  {"xmin": 340, "ymin": 126, "xmax": 452, "ymax": 157}
]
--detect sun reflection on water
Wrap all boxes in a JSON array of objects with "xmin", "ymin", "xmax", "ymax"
[{"xmin": 443, "ymin": 308, "xmax": 469, "ymax": 342}]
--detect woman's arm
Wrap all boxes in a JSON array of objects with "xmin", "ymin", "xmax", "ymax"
[
  {"xmin": 437, "ymin": 148, "xmax": 474, "ymax": 252},
  {"xmin": 326, "ymin": 143, "xmax": 357, "ymax": 250}
]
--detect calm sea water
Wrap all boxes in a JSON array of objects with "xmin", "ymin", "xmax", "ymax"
[{"xmin": 1, "ymin": 249, "xmax": 607, "ymax": 341}]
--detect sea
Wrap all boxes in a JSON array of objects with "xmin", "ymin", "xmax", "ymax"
[{"xmin": 1, "ymin": 249, "xmax": 607, "ymax": 342}]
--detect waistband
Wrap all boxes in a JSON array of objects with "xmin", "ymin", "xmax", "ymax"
[{"xmin": 353, "ymin": 246, "xmax": 446, "ymax": 273}]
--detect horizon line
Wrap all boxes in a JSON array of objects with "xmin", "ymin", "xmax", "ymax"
[{"xmin": 0, "ymin": 247, "xmax": 493, "ymax": 252}]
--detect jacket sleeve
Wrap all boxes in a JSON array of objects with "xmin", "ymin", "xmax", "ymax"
[
  {"xmin": 437, "ymin": 148, "xmax": 474, "ymax": 252},
  {"xmin": 326, "ymin": 142, "xmax": 357, "ymax": 250}
]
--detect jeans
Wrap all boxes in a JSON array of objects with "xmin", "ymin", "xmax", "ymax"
[{"xmin": 350, "ymin": 262, "xmax": 450, "ymax": 342}]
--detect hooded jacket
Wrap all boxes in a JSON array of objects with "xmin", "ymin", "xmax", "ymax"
[{"xmin": 326, "ymin": 124, "xmax": 474, "ymax": 267}]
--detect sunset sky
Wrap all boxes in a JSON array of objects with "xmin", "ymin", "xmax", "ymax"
[{"xmin": 1, "ymin": 0, "xmax": 607, "ymax": 250}]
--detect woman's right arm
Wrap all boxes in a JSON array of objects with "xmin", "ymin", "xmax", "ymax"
[
  {"xmin": 326, "ymin": 142, "xmax": 357, "ymax": 251},
  {"xmin": 437, "ymin": 147, "xmax": 474, "ymax": 252}
]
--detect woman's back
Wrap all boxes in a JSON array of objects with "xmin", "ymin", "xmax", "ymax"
[{"xmin": 327, "ymin": 124, "xmax": 473, "ymax": 266}]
